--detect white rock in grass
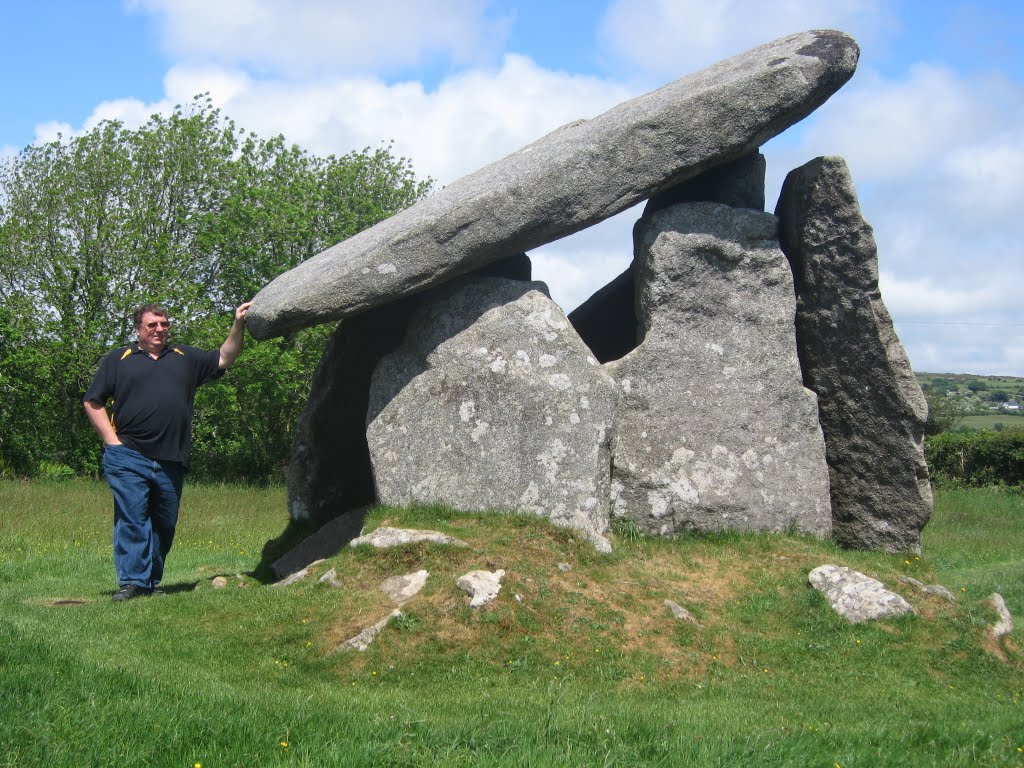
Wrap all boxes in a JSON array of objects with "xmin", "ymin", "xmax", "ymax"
[
  {"xmin": 665, "ymin": 599, "xmax": 703, "ymax": 627},
  {"xmin": 458, "ymin": 569, "xmax": 506, "ymax": 608},
  {"xmin": 809, "ymin": 565, "xmax": 915, "ymax": 623},
  {"xmin": 990, "ymin": 593, "xmax": 1014, "ymax": 639},
  {"xmin": 272, "ymin": 559, "xmax": 326, "ymax": 587},
  {"xmin": 338, "ymin": 609, "xmax": 403, "ymax": 652},
  {"xmin": 898, "ymin": 575, "xmax": 957, "ymax": 603},
  {"xmin": 380, "ymin": 570, "xmax": 429, "ymax": 605},
  {"xmin": 349, "ymin": 527, "xmax": 469, "ymax": 549}
]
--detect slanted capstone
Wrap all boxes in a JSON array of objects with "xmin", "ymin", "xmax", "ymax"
[
  {"xmin": 809, "ymin": 564, "xmax": 914, "ymax": 623},
  {"xmin": 366, "ymin": 277, "xmax": 618, "ymax": 551},
  {"xmin": 246, "ymin": 30, "xmax": 858, "ymax": 339},
  {"xmin": 776, "ymin": 156, "xmax": 932, "ymax": 553},
  {"xmin": 607, "ymin": 202, "xmax": 831, "ymax": 536},
  {"xmin": 571, "ymin": 152, "xmax": 768, "ymax": 364}
]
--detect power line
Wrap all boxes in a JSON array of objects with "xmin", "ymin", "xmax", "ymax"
[{"xmin": 897, "ymin": 320, "xmax": 1024, "ymax": 328}]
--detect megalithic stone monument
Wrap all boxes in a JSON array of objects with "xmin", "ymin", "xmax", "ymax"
[
  {"xmin": 246, "ymin": 30, "xmax": 858, "ymax": 339},
  {"xmin": 775, "ymin": 156, "xmax": 932, "ymax": 553}
]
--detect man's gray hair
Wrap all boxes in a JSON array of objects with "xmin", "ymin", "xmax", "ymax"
[{"xmin": 133, "ymin": 303, "xmax": 169, "ymax": 328}]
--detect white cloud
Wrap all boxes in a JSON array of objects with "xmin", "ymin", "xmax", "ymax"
[
  {"xmin": 761, "ymin": 57, "xmax": 1022, "ymax": 374},
  {"xmin": 162, "ymin": 54, "xmax": 635, "ymax": 185},
  {"xmin": 879, "ymin": 272, "xmax": 1021, "ymax": 320},
  {"xmin": 939, "ymin": 140, "xmax": 1024, "ymax": 224},
  {"xmin": 130, "ymin": 0, "xmax": 507, "ymax": 76},
  {"xmin": 599, "ymin": 0, "xmax": 896, "ymax": 77},
  {"xmin": 792, "ymin": 65, "xmax": 1021, "ymax": 180}
]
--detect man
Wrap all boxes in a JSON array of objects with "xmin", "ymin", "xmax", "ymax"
[{"xmin": 84, "ymin": 301, "xmax": 252, "ymax": 601}]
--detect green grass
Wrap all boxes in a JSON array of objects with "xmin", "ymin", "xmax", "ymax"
[
  {"xmin": 959, "ymin": 414, "xmax": 1024, "ymax": 431},
  {"xmin": 1, "ymin": 480, "xmax": 1022, "ymax": 767}
]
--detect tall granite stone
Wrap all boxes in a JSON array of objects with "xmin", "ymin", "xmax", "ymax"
[
  {"xmin": 247, "ymin": 30, "xmax": 858, "ymax": 339},
  {"xmin": 570, "ymin": 152, "xmax": 768, "ymax": 363},
  {"xmin": 775, "ymin": 156, "xmax": 931, "ymax": 552},
  {"xmin": 287, "ymin": 254, "xmax": 533, "ymax": 528},
  {"xmin": 607, "ymin": 202, "xmax": 831, "ymax": 537},
  {"xmin": 366, "ymin": 277, "xmax": 618, "ymax": 551},
  {"xmin": 567, "ymin": 266, "xmax": 636, "ymax": 364}
]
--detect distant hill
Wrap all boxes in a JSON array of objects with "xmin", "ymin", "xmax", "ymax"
[{"xmin": 916, "ymin": 373, "xmax": 1024, "ymax": 432}]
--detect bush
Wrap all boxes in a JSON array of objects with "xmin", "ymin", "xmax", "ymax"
[
  {"xmin": 926, "ymin": 428, "xmax": 1024, "ymax": 488},
  {"xmin": 36, "ymin": 461, "xmax": 77, "ymax": 481}
]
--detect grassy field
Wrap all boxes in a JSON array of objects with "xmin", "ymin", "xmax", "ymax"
[
  {"xmin": 1, "ymin": 480, "xmax": 1022, "ymax": 767},
  {"xmin": 959, "ymin": 414, "xmax": 1024, "ymax": 430}
]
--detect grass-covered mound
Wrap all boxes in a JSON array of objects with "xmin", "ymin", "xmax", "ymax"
[{"xmin": 1, "ymin": 481, "xmax": 1021, "ymax": 766}]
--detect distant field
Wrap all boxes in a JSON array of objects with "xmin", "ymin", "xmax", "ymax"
[{"xmin": 959, "ymin": 414, "xmax": 1024, "ymax": 430}]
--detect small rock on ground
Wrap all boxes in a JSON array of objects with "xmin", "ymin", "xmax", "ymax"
[
  {"xmin": 380, "ymin": 570, "xmax": 429, "ymax": 604},
  {"xmin": 809, "ymin": 564, "xmax": 915, "ymax": 623},
  {"xmin": 665, "ymin": 599, "xmax": 702, "ymax": 627},
  {"xmin": 990, "ymin": 593, "xmax": 1014, "ymax": 639},
  {"xmin": 458, "ymin": 569, "xmax": 505, "ymax": 608},
  {"xmin": 350, "ymin": 527, "xmax": 469, "ymax": 549},
  {"xmin": 338, "ymin": 609, "xmax": 403, "ymax": 652}
]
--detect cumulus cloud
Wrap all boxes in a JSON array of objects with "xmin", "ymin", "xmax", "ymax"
[
  {"xmin": 129, "ymin": 0, "xmax": 508, "ymax": 76},
  {"xmin": 599, "ymin": 0, "xmax": 896, "ymax": 78},
  {"xmin": 162, "ymin": 54, "xmax": 635, "ymax": 185},
  {"xmin": 791, "ymin": 65, "xmax": 1021, "ymax": 181}
]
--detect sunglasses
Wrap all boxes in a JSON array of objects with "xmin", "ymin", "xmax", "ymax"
[{"xmin": 144, "ymin": 320, "xmax": 170, "ymax": 329}]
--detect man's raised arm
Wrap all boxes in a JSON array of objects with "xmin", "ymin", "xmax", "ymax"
[{"xmin": 219, "ymin": 301, "xmax": 253, "ymax": 370}]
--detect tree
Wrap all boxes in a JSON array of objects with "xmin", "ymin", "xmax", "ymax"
[
  {"xmin": 0, "ymin": 96, "xmax": 431, "ymax": 479},
  {"xmin": 923, "ymin": 391, "xmax": 967, "ymax": 436}
]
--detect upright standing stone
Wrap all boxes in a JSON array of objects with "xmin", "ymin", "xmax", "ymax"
[
  {"xmin": 567, "ymin": 266, "xmax": 636, "ymax": 364},
  {"xmin": 287, "ymin": 254, "xmax": 533, "ymax": 527},
  {"xmin": 572, "ymin": 152, "xmax": 768, "ymax": 364},
  {"xmin": 645, "ymin": 151, "xmax": 767, "ymax": 215},
  {"xmin": 366, "ymin": 277, "xmax": 618, "ymax": 551},
  {"xmin": 246, "ymin": 30, "xmax": 859, "ymax": 339},
  {"xmin": 776, "ymin": 156, "xmax": 931, "ymax": 552},
  {"xmin": 607, "ymin": 202, "xmax": 831, "ymax": 536}
]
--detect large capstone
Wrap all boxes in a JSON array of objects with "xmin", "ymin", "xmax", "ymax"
[
  {"xmin": 607, "ymin": 202, "xmax": 831, "ymax": 537},
  {"xmin": 366, "ymin": 277, "xmax": 618, "ymax": 551},
  {"xmin": 247, "ymin": 30, "xmax": 858, "ymax": 339},
  {"xmin": 775, "ymin": 156, "xmax": 932, "ymax": 553}
]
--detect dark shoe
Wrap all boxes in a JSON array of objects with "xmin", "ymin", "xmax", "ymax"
[{"xmin": 112, "ymin": 584, "xmax": 152, "ymax": 602}]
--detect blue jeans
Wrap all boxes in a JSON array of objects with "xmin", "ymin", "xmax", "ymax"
[{"xmin": 102, "ymin": 444, "xmax": 186, "ymax": 589}]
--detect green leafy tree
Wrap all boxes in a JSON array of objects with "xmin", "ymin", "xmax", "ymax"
[
  {"xmin": 923, "ymin": 391, "xmax": 967, "ymax": 436},
  {"xmin": 0, "ymin": 96, "xmax": 431, "ymax": 479}
]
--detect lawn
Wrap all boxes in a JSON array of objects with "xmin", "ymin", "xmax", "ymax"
[{"xmin": 1, "ymin": 480, "xmax": 1021, "ymax": 767}]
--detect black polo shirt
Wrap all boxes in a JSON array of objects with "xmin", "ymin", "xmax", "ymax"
[{"xmin": 84, "ymin": 344, "xmax": 224, "ymax": 466}]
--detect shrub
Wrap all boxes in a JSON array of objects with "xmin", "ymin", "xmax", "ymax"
[
  {"xmin": 926, "ymin": 428, "xmax": 1024, "ymax": 488},
  {"xmin": 36, "ymin": 461, "xmax": 77, "ymax": 481}
]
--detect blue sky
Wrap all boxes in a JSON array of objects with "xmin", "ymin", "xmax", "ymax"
[{"xmin": 2, "ymin": 1, "xmax": 1022, "ymax": 375}]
